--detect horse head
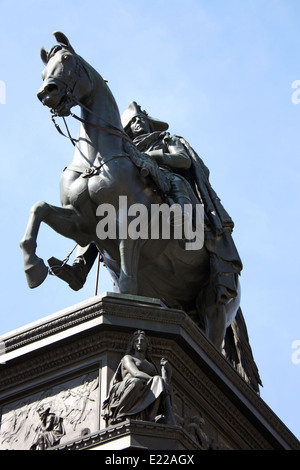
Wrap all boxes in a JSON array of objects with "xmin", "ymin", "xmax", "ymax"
[{"xmin": 37, "ymin": 31, "xmax": 93, "ymax": 116}]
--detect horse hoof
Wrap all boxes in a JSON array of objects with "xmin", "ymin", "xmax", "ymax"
[{"xmin": 25, "ymin": 258, "xmax": 49, "ymax": 289}]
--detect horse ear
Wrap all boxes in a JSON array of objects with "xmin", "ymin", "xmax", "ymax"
[
  {"xmin": 40, "ymin": 46, "xmax": 48, "ymax": 65},
  {"xmin": 53, "ymin": 31, "xmax": 71, "ymax": 48}
]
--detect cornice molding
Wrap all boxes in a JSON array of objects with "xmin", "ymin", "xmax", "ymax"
[{"xmin": 53, "ymin": 419, "xmax": 201, "ymax": 451}]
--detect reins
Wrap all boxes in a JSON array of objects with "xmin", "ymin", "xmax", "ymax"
[
  {"xmin": 50, "ymin": 97, "xmax": 132, "ymax": 146},
  {"xmin": 71, "ymin": 112, "xmax": 132, "ymax": 142},
  {"xmin": 51, "ymin": 113, "xmax": 78, "ymax": 146}
]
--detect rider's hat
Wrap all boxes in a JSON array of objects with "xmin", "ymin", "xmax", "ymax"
[{"xmin": 121, "ymin": 101, "xmax": 169, "ymax": 133}]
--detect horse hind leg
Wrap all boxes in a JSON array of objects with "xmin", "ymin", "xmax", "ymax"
[
  {"xmin": 20, "ymin": 201, "xmax": 82, "ymax": 288},
  {"xmin": 196, "ymin": 281, "xmax": 241, "ymax": 350},
  {"xmin": 118, "ymin": 237, "xmax": 140, "ymax": 295}
]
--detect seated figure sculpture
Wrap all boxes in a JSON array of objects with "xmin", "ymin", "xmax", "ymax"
[{"xmin": 102, "ymin": 330, "xmax": 175, "ymax": 425}]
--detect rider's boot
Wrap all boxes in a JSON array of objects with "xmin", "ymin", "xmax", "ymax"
[
  {"xmin": 48, "ymin": 243, "xmax": 99, "ymax": 291},
  {"xmin": 169, "ymin": 177, "xmax": 195, "ymax": 242}
]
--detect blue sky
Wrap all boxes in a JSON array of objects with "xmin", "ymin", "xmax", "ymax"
[{"xmin": 0, "ymin": 0, "xmax": 299, "ymax": 441}]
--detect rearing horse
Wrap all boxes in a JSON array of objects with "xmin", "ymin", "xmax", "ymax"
[{"xmin": 20, "ymin": 31, "xmax": 241, "ymax": 351}]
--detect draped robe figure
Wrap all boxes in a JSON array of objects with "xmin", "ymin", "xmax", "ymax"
[{"xmin": 102, "ymin": 331, "xmax": 175, "ymax": 425}]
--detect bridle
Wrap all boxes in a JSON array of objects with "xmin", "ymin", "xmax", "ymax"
[{"xmin": 48, "ymin": 53, "xmax": 132, "ymax": 145}]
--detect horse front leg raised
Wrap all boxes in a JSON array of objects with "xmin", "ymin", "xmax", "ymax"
[{"xmin": 20, "ymin": 201, "xmax": 82, "ymax": 288}]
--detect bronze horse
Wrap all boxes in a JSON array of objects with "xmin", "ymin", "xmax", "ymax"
[{"xmin": 20, "ymin": 33, "xmax": 260, "ymax": 389}]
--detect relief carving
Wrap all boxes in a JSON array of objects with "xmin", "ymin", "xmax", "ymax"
[
  {"xmin": 0, "ymin": 371, "xmax": 99, "ymax": 450},
  {"xmin": 30, "ymin": 406, "xmax": 65, "ymax": 450}
]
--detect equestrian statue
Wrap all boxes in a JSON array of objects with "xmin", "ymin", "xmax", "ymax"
[{"xmin": 20, "ymin": 32, "xmax": 261, "ymax": 392}]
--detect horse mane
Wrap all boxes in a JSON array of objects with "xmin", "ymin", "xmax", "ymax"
[{"xmin": 77, "ymin": 54, "xmax": 102, "ymax": 84}]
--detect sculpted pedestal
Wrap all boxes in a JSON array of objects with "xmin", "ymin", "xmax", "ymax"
[{"xmin": 0, "ymin": 293, "xmax": 299, "ymax": 450}]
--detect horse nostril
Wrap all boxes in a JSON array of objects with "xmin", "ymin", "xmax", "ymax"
[
  {"xmin": 37, "ymin": 89, "xmax": 45, "ymax": 102},
  {"xmin": 37, "ymin": 82, "xmax": 60, "ymax": 103},
  {"xmin": 45, "ymin": 83, "xmax": 58, "ymax": 93}
]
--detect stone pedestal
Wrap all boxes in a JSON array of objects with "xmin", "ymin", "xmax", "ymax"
[{"xmin": 0, "ymin": 293, "xmax": 299, "ymax": 450}]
